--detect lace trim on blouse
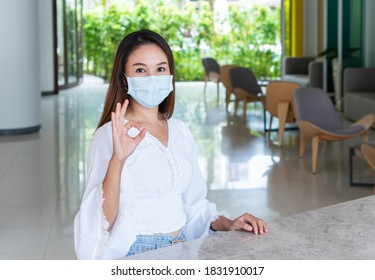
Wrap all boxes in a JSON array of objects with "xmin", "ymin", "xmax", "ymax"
[
  {"xmin": 95, "ymin": 184, "xmax": 110, "ymax": 259},
  {"xmin": 146, "ymin": 118, "xmax": 180, "ymax": 192}
]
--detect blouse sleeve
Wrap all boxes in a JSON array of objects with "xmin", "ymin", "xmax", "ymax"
[
  {"xmin": 74, "ymin": 124, "xmax": 113, "ymax": 259},
  {"xmin": 179, "ymin": 122, "xmax": 228, "ymax": 240}
]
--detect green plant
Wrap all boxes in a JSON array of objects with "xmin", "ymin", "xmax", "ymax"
[
  {"xmin": 317, "ymin": 47, "xmax": 360, "ymax": 59},
  {"xmin": 83, "ymin": 1, "xmax": 281, "ymax": 82}
]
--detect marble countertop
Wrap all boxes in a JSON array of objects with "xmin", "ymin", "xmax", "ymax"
[{"xmin": 125, "ymin": 195, "xmax": 375, "ymax": 259}]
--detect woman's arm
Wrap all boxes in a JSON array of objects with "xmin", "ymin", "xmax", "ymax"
[
  {"xmin": 102, "ymin": 158, "xmax": 124, "ymax": 229},
  {"xmin": 102, "ymin": 100, "xmax": 146, "ymax": 230}
]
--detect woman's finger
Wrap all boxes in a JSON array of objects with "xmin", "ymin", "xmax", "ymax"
[
  {"xmin": 241, "ymin": 221, "xmax": 253, "ymax": 232},
  {"xmin": 116, "ymin": 102, "xmax": 122, "ymax": 124},
  {"xmin": 253, "ymin": 219, "xmax": 267, "ymax": 235},
  {"xmin": 239, "ymin": 214, "xmax": 267, "ymax": 235},
  {"xmin": 121, "ymin": 99, "xmax": 129, "ymax": 119},
  {"xmin": 250, "ymin": 219, "xmax": 259, "ymax": 235},
  {"xmin": 132, "ymin": 128, "xmax": 147, "ymax": 144}
]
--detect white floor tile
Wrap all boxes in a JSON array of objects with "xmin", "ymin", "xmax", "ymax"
[
  {"xmin": 0, "ymin": 226, "xmax": 50, "ymax": 254},
  {"xmin": 0, "ymin": 206, "xmax": 55, "ymax": 227}
]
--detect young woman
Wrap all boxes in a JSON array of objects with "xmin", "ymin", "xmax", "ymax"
[{"xmin": 74, "ymin": 29, "xmax": 267, "ymax": 260}]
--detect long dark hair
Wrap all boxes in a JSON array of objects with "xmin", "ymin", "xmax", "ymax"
[{"xmin": 97, "ymin": 29, "xmax": 176, "ymax": 129}]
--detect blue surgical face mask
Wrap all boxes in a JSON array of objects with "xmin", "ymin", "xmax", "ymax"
[{"xmin": 125, "ymin": 75, "xmax": 173, "ymax": 109}]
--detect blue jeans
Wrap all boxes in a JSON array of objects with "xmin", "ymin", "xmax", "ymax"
[{"xmin": 126, "ymin": 230, "xmax": 186, "ymax": 256}]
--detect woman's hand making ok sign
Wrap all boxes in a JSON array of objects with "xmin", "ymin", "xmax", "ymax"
[{"xmin": 110, "ymin": 99, "xmax": 147, "ymax": 165}]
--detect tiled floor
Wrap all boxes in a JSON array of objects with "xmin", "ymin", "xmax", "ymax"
[{"xmin": 0, "ymin": 76, "xmax": 373, "ymax": 259}]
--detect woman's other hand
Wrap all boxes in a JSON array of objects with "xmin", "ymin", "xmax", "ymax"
[
  {"xmin": 210, "ymin": 214, "xmax": 268, "ymax": 235},
  {"xmin": 229, "ymin": 213, "xmax": 268, "ymax": 235}
]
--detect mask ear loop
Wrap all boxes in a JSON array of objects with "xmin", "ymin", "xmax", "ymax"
[{"xmin": 123, "ymin": 73, "xmax": 128, "ymax": 92}]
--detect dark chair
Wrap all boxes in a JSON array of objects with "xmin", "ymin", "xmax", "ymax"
[
  {"xmin": 229, "ymin": 67, "xmax": 264, "ymax": 123},
  {"xmin": 293, "ymin": 87, "xmax": 374, "ymax": 174},
  {"xmin": 202, "ymin": 57, "xmax": 221, "ymax": 106}
]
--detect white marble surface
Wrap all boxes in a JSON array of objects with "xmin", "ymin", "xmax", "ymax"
[{"xmin": 125, "ymin": 195, "xmax": 375, "ymax": 259}]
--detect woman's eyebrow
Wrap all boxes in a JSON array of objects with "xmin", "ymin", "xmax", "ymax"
[
  {"xmin": 131, "ymin": 61, "xmax": 168, "ymax": 66},
  {"xmin": 131, "ymin": 62, "xmax": 147, "ymax": 67}
]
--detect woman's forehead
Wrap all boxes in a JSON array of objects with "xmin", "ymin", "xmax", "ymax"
[{"xmin": 127, "ymin": 44, "xmax": 168, "ymax": 66}]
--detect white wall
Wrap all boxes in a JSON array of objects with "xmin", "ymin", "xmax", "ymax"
[
  {"xmin": 0, "ymin": 0, "xmax": 41, "ymax": 131},
  {"xmin": 38, "ymin": 0, "xmax": 55, "ymax": 93}
]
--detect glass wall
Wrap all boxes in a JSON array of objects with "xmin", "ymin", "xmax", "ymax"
[
  {"xmin": 336, "ymin": 0, "xmax": 364, "ymax": 110},
  {"xmin": 341, "ymin": 0, "xmax": 364, "ymax": 68},
  {"xmin": 56, "ymin": 0, "xmax": 84, "ymax": 90}
]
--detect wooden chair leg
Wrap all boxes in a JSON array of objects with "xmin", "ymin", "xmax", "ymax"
[
  {"xmin": 203, "ymin": 75, "xmax": 208, "ymax": 94},
  {"xmin": 299, "ymin": 134, "xmax": 307, "ymax": 158},
  {"xmin": 312, "ymin": 135, "xmax": 320, "ymax": 174},
  {"xmin": 277, "ymin": 101, "xmax": 290, "ymax": 146},
  {"xmin": 242, "ymin": 100, "xmax": 247, "ymax": 123},
  {"xmin": 234, "ymin": 99, "xmax": 239, "ymax": 117},
  {"xmin": 268, "ymin": 115, "xmax": 273, "ymax": 138},
  {"xmin": 225, "ymin": 90, "xmax": 230, "ymax": 112}
]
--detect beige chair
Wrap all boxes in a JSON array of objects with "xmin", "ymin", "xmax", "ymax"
[
  {"xmin": 361, "ymin": 143, "xmax": 375, "ymax": 194},
  {"xmin": 265, "ymin": 81, "xmax": 300, "ymax": 145},
  {"xmin": 293, "ymin": 87, "xmax": 375, "ymax": 174},
  {"xmin": 220, "ymin": 64, "xmax": 240, "ymax": 112}
]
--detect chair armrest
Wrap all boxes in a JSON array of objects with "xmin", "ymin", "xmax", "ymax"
[
  {"xmin": 309, "ymin": 61, "xmax": 323, "ymax": 88},
  {"xmin": 283, "ymin": 56, "xmax": 315, "ymax": 76},
  {"xmin": 352, "ymin": 113, "xmax": 375, "ymax": 130}
]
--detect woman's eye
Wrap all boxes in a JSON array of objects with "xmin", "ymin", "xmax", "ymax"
[
  {"xmin": 157, "ymin": 67, "xmax": 166, "ymax": 72},
  {"xmin": 135, "ymin": 68, "xmax": 146, "ymax": 73}
]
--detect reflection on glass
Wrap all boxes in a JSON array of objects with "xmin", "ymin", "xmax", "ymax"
[
  {"xmin": 67, "ymin": 0, "xmax": 77, "ymax": 83},
  {"xmin": 342, "ymin": 0, "xmax": 363, "ymax": 67},
  {"xmin": 56, "ymin": 0, "xmax": 83, "ymax": 89},
  {"xmin": 57, "ymin": 0, "xmax": 65, "ymax": 86}
]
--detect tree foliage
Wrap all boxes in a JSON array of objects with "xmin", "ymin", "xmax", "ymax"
[{"xmin": 83, "ymin": 1, "xmax": 281, "ymax": 82}]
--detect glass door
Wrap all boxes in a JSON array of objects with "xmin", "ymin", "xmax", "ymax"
[
  {"xmin": 55, "ymin": 0, "xmax": 83, "ymax": 91},
  {"xmin": 336, "ymin": 0, "xmax": 364, "ymax": 110}
]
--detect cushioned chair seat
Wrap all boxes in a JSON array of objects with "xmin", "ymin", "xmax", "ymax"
[
  {"xmin": 333, "ymin": 125, "xmax": 365, "ymax": 135},
  {"xmin": 283, "ymin": 74, "xmax": 309, "ymax": 87}
]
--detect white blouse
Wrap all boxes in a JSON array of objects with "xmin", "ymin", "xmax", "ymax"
[{"xmin": 74, "ymin": 118, "xmax": 224, "ymax": 259}]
